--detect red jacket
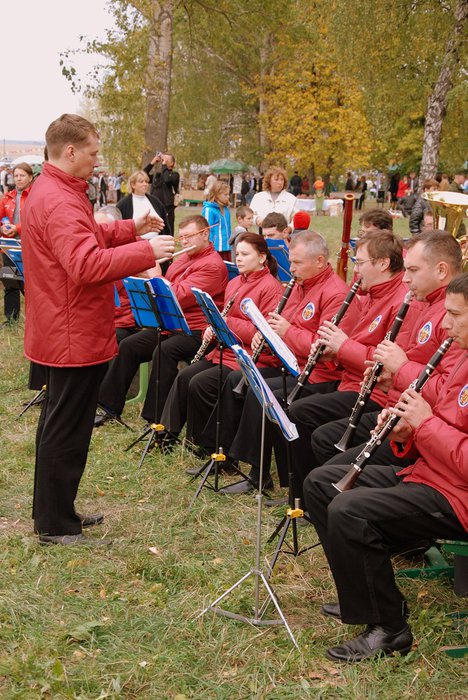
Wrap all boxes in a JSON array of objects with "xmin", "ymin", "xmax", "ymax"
[
  {"xmin": 207, "ymin": 266, "xmax": 283, "ymax": 369},
  {"xmin": 0, "ymin": 185, "xmax": 32, "ymax": 236},
  {"xmin": 282, "ymin": 264, "xmax": 360, "ymax": 384},
  {"xmin": 396, "ymin": 354, "xmax": 468, "ymax": 532},
  {"xmin": 22, "ymin": 163, "xmax": 156, "ymax": 367},
  {"xmin": 165, "ymin": 243, "xmax": 228, "ymax": 330},
  {"xmin": 387, "ymin": 285, "xmax": 464, "ymax": 406},
  {"xmin": 114, "ymin": 280, "xmax": 135, "ymax": 329},
  {"xmin": 337, "ymin": 272, "xmax": 409, "ymax": 404}
]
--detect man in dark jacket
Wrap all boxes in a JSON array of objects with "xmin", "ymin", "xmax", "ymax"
[
  {"xmin": 144, "ymin": 152, "xmax": 180, "ymax": 235},
  {"xmin": 22, "ymin": 114, "xmax": 175, "ymax": 546}
]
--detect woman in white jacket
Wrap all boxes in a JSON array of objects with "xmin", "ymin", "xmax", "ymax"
[{"xmin": 251, "ymin": 167, "xmax": 297, "ymax": 228}]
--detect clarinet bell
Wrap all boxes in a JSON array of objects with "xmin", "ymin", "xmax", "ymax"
[
  {"xmin": 334, "ymin": 424, "xmax": 355, "ymax": 452},
  {"xmin": 232, "ymin": 377, "xmax": 247, "ymax": 397}
]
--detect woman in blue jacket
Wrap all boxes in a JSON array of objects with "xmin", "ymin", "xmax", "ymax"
[{"xmin": 202, "ymin": 180, "xmax": 231, "ymax": 260}]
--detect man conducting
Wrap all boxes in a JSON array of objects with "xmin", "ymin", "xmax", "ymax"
[{"xmin": 22, "ymin": 114, "xmax": 175, "ymax": 546}]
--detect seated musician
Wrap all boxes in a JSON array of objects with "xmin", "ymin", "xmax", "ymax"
[
  {"xmin": 94, "ymin": 215, "xmax": 228, "ymax": 426},
  {"xmin": 158, "ymin": 233, "xmax": 283, "ymax": 458},
  {"xmin": 199, "ymin": 230, "xmax": 360, "ymax": 495},
  {"xmin": 310, "ymin": 232, "xmax": 463, "ymax": 470},
  {"xmin": 224, "ymin": 230, "xmax": 408, "ymax": 497},
  {"xmin": 261, "ymin": 212, "xmax": 291, "ymax": 242},
  {"xmin": 304, "ymin": 273, "xmax": 468, "ymax": 662}
]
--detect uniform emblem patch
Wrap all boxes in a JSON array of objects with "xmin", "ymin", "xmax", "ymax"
[
  {"xmin": 417, "ymin": 321, "xmax": 432, "ymax": 344},
  {"xmin": 458, "ymin": 384, "xmax": 468, "ymax": 408},
  {"xmin": 302, "ymin": 302, "xmax": 315, "ymax": 320},
  {"xmin": 240, "ymin": 299, "xmax": 249, "ymax": 314},
  {"xmin": 368, "ymin": 315, "xmax": 382, "ymax": 333}
]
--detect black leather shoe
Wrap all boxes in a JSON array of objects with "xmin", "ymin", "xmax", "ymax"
[
  {"xmin": 39, "ymin": 533, "xmax": 112, "ymax": 546},
  {"xmin": 322, "ymin": 602, "xmax": 341, "ymax": 619},
  {"xmin": 326, "ymin": 623, "xmax": 413, "ymax": 662},
  {"xmin": 264, "ymin": 495, "xmax": 289, "ymax": 507},
  {"xmin": 94, "ymin": 411, "xmax": 120, "ymax": 428},
  {"xmin": 76, "ymin": 512, "xmax": 104, "ymax": 528},
  {"xmin": 219, "ymin": 476, "xmax": 273, "ymax": 495}
]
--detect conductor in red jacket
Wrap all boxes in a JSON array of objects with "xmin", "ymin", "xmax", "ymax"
[{"xmin": 21, "ymin": 114, "xmax": 175, "ymax": 546}]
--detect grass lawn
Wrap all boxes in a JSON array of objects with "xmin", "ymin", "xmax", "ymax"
[{"xmin": 0, "ymin": 209, "xmax": 466, "ymax": 698}]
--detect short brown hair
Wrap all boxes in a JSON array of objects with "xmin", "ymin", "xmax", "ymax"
[
  {"xmin": 263, "ymin": 167, "xmax": 287, "ymax": 192},
  {"xmin": 359, "ymin": 208, "xmax": 393, "ymax": 231},
  {"xmin": 262, "ymin": 212, "xmax": 288, "ymax": 231},
  {"xmin": 179, "ymin": 215, "xmax": 209, "ymax": 232},
  {"xmin": 356, "ymin": 230, "xmax": 404, "ymax": 273},
  {"xmin": 407, "ymin": 231, "xmax": 462, "ymax": 273},
  {"xmin": 13, "ymin": 162, "xmax": 33, "ymax": 177},
  {"xmin": 236, "ymin": 205, "xmax": 253, "ymax": 219},
  {"xmin": 422, "ymin": 178, "xmax": 439, "ymax": 190},
  {"xmin": 447, "ymin": 272, "xmax": 468, "ymax": 301},
  {"xmin": 46, "ymin": 114, "xmax": 99, "ymax": 159}
]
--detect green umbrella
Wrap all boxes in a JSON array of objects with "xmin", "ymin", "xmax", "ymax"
[{"xmin": 208, "ymin": 158, "xmax": 248, "ymax": 174}]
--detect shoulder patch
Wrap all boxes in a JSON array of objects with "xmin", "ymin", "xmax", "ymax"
[
  {"xmin": 240, "ymin": 299, "xmax": 249, "ymax": 314},
  {"xmin": 458, "ymin": 384, "xmax": 468, "ymax": 408},
  {"xmin": 417, "ymin": 321, "xmax": 432, "ymax": 345},
  {"xmin": 302, "ymin": 302, "xmax": 315, "ymax": 320},
  {"xmin": 368, "ymin": 314, "xmax": 382, "ymax": 333}
]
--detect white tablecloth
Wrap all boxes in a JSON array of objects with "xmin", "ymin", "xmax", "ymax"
[{"xmin": 295, "ymin": 198, "xmax": 344, "ymax": 213}]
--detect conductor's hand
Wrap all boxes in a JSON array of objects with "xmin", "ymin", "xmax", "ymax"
[
  {"xmin": 134, "ymin": 210, "xmax": 165, "ymax": 236},
  {"xmin": 390, "ymin": 388, "xmax": 433, "ymax": 430},
  {"xmin": 149, "ymin": 235, "xmax": 175, "ymax": 261},
  {"xmin": 373, "ymin": 339, "xmax": 408, "ymax": 374}
]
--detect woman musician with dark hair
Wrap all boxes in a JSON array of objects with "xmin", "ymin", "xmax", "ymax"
[{"xmin": 303, "ymin": 273, "xmax": 468, "ymax": 663}]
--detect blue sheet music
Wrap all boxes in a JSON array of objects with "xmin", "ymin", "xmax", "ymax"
[
  {"xmin": 266, "ymin": 239, "xmax": 292, "ymax": 282},
  {"xmin": 147, "ymin": 277, "xmax": 191, "ymax": 334},
  {"xmin": 232, "ymin": 345, "xmax": 298, "ymax": 441},
  {"xmin": 123, "ymin": 276, "xmax": 158, "ymax": 328},
  {"xmin": 7, "ymin": 248, "xmax": 24, "ymax": 279},
  {"xmin": 191, "ymin": 287, "xmax": 237, "ymax": 348}
]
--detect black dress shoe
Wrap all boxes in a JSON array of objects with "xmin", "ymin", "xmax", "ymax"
[
  {"xmin": 94, "ymin": 411, "xmax": 120, "ymax": 427},
  {"xmin": 39, "ymin": 533, "xmax": 112, "ymax": 546},
  {"xmin": 220, "ymin": 476, "xmax": 273, "ymax": 495},
  {"xmin": 326, "ymin": 623, "xmax": 413, "ymax": 662},
  {"xmin": 322, "ymin": 602, "xmax": 341, "ymax": 619},
  {"xmin": 264, "ymin": 495, "xmax": 289, "ymax": 507},
  {"xmin": 75, "ymin": 512, "xmax": 104, "ymax": 528}
]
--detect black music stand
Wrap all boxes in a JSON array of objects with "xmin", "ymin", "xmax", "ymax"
[
  {"xmin": 197, "ymin": 345, "xmax": 300, "ymax": 649},
  {"xmin": 188, "ymin": 288, "xmax": 253, "ymax": 508},
  {"xmin": 239, "ymin": 298, "xmax": 316, "ymax": 572},
  {"xmin": 125, "ymin": 277, "xmax": 191, "ymax": 468}
]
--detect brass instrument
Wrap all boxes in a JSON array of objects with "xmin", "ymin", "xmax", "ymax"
[
  {"xmin": 423, "ymin": 191, "xmax": 468, "ymax": 269},
  {"xmin": 332, "ymin": 337, "xmax": 454, "ymax": 493},
  {"xmin": 191, "ymin": 293, "xmax": 238, "ymax": 363},
  {"xmin": 334, "ymin": 291, "xmax": 413, "ymax": 452},
  {"xmin": 232, "ymin": 277, "xmax": 296, "ymax": 396}
]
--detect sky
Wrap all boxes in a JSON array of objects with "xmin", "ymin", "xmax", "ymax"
[{"xmin": 2, "ymin": 0, "xmax": 116, "ymax": 142}]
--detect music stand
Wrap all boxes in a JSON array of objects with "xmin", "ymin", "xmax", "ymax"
[
  {"xmin": 188, "ymin": 288, "xmax": 253, "ymax": 507},
  {"xmin": 125, "ymin": 277, "xmax": 192, "ymax": 467},
  {"xmin": 197, "ymin": 345, "xmax": 300, "ymax": 650},
  {"xmin": 240, "ymin": 298, "xmax": 315, "ymax": 570},
  {"xmin": 266, "ymin": 239, "xmax": 292, "ymax": 282}
]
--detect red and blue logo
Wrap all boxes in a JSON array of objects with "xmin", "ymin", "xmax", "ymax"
[
  {"xmin": 368, "ymin": 315, "xmax": 382, "ymax": 333},
  {"xmin": 458, "ymin": 384, "xmax": 468, "ymax": 408},
  {"xmin": 302, "ymin": 302, "xmax": 315, "ymax": 320},
  {"xmin": 417, "ymin": 321, "xmax": 432, "ymax": 345}
]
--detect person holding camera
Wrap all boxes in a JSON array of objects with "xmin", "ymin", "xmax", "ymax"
[{"xmin": 144, "ymin": 152, "xmax": 180, "ymax": 235}]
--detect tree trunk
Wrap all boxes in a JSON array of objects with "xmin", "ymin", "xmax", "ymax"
[
  {"xmin": 419, "ymin": 0, "xmax": 468, "ymax": 188},
  {"xmin": 141, "ymin": 0, "xmax": 174, "ymax": 166},
  {"xmin": 258, "ymin": 33, "xmax": 274, "ymax": 170}
]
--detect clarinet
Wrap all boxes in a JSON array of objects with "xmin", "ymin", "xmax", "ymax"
[
  {"xmin": 335, "ymin": 291, "xmax": 413, "ymax": 452},
  {"xmin": 191, "ymin": 293, "xmax": 238, "ymax": 363},
  {"xmin": 232, "ymin": 276, "xmax": 296, "ymax": 396},
  {"xmin": 286, "ymin": 279, "xmax": 361, "ymax": 406},
  {"xmin": 332, "ymin": 336, "xmax": 454, "ymax": 493}
]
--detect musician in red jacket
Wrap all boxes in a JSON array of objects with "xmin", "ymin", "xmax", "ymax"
[
  {"xmin": 304, "ymin": 273, "xmax": 468, "ymax": 662},
  {"xmin": 22, "ymin": 114, "xmax": 175, "ymax": 545},
  {"xmin": 95, "ymin": 214, "xmax": 228, "ymax": 426},
  {"xmin": 215, "ymin": 230, "xmax": 359, "ymax": 494},
  {"xmin": 310, "ymin": 231, "xmax": 464, "ymax": 467}
]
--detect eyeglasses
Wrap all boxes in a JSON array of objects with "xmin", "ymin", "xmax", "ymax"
[
  {"xmin": 176, "ymin": 230, "xmax": 203, "ymax": 242},
  {"xmin": 350, "ymin": 257, "xmax": 375, "ymax": 267}
]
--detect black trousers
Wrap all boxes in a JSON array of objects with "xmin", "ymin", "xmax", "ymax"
[
  {"xmin": 229, "ymin": 376, "xmax": 336, "ymax": 487},
  {"xmin": 270, "ymin": 388, "xmax": 379, "ymax": 496},
  {"xmin": 97, "ymin": 328, "xmax": 201, "ymax": 422},
  {"xmin": 33, "ymin": 363, "xmax": 108, "ymax": 536},
  {"xmin": 312, "ymin": 411, "xmax": 413, "ymax": 470},
  {"xmin": 303, "ymin": 462, "xmax": 465, "ymax": 625},
  {"xmin": 2, "ymin": 252, "xmax": 23, "ymax": 321}
]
